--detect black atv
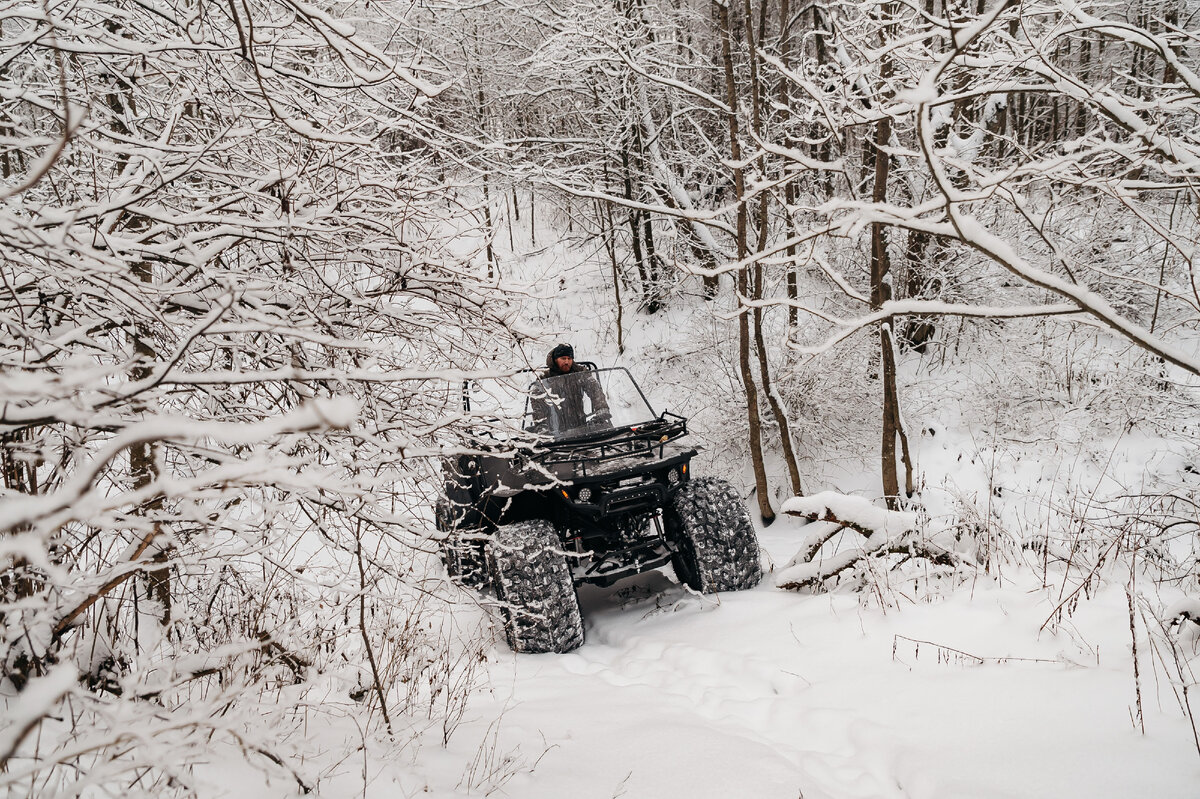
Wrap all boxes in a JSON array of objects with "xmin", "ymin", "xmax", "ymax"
[{"xmin": 435, "ymin": 365, "xmax": 762, "ymax": 654}]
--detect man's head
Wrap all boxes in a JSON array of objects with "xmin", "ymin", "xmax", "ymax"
[{"xmin": 549, "ymin": 343, "xmax": 574, "ymax": 373}]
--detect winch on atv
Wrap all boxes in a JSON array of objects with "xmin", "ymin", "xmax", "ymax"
[{"xmin": 435, "ymin": 365, "xmax": 762, "ymax": 654}]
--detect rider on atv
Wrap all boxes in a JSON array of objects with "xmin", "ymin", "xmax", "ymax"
[{"xmin": 529, "ymin": 343, "xmax": 611, "ymax": 435}]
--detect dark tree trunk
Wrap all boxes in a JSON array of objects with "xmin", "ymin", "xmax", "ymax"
[
  {"xmin": 744, "ymin": 0, "xmax": 804, "ymax": 498},
  {"xmin": 476, "ymin": 81, "xmax": 496, "ymax": 277},
  {"xmin": 598, "ymin": 197, "xmax": 627, "ymax": 353},
  {"xmin": 717, "ymin": 0, "xmax": 774, "ymax": 524},
  {"xmin": 869, "ymin": 7, "xmax": 911, "ymax": 510},
  {"xmin": 129, "ymin": 260, "xmax": 170, "ymax": 624},
  {"xmin": 621, "ymin": 148, "xmax": 651, "ymax": 292}
]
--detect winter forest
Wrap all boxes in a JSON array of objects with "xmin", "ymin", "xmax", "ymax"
[{"xmin": 3, "ymin": 0, "xmax": 1200, "ymax": 795}]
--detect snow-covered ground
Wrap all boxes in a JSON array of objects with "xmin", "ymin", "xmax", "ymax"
[
  {"xmin": 308, "ymin": 526, "xmax": 1199, "ymax": 798},
  {"xmin": 226, "ymin": 555, "xmax": 1198, "ymax": 798},
  {"xmin": 438, "ymin": 537, "xmax": 1197, "ymax": 799}
]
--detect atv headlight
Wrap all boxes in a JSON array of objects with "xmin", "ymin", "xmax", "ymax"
[
  {"xmin": 667, "ymin": 468, "xmax": 680, "ymax": 486},
  {"xmin": 577, "ymin": 487, "xmax": 593, "ymax": 503}
]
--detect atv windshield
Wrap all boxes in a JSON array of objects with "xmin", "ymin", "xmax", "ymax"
[{"xmin": 525, "ymin": 368, "xmax": 657, "ymax": 441}]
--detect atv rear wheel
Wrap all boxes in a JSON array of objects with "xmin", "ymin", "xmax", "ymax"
[
  {"xmin": 435, "ymin": 502, "xmax": 488, "ymax": 587},
  {"xmin": 488, "ymin": 519, "xmax": 584, "ymax": 654},
  {"xmin": 439, "ymin": 533, "xmax": 489, "ymax": 588},
  {"xmin": 669, "ymin": 477, "xmax": 762, "ymax": 593}
]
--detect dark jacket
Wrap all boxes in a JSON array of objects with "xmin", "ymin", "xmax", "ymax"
[{"xmin": 531, "ymin": 356, "xmax": 610, "ymax": 434}]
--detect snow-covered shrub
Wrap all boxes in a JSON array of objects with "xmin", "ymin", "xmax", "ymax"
[{"xmin": 0, "ymin": 0, "xmax": 513, "ymax": 794}]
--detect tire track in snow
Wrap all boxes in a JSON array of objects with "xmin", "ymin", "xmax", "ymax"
[{"xmin": 562, "ymin": 581, "xmax": 916, "ymax": 799}]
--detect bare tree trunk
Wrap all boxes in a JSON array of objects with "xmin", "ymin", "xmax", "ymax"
[
  {"xmin": 2, "ymin": 429, "xmax": 39, "ymax": 640},
  {"xmin": 880, "ymin": 323, "xmax": 915, "ymax": 501},
  {"xmin": 476, "ymin": 81, "xmax": 496, "ymax": 277},
  {"xmin": 811, "ymin": 3, "xmax": 836, "ymax": 199},
  {"xmin": 641, "ymin": 201, "xmax": 664, "ymax": 314},
  {"xmin": 779, "ymin": 0, "xmax": 798, "ymax": 328},
  {"xmin": 744, "ymin": 0, "xmax": 804, "ymax": 497},
  {"xmin": 869, "ymin": 8, "xmax": 910, "ymax": 510},
  {"xmin": 751, "ymin": 272, "xmax": 804, "ymax": 496},
  {"xmin": 901, "ymin": 230, "xmax": 936, "ymax": 351},
  {"xmin": 129, "ymin": 260, "xmax": 170, "ymax": 624},
  {"xmin": 86, "ymin": 34, "xmax": 174, "ymax": 634},
  {"xmin": 108, "ymin": 49, "xmax": 171, "ymax": 624},
  {"xmin": 625, "ymin": 118, "xmax": 665, "ymax": 313},
  {"xmin": 598, "ymin": 196, "xmax": 626, "ymax": 353},
  {"xmin": 621, "ymin": 147, "xmax": 650, "ymax": 292},
  {"xmin": 717, "ymin": 0, "xmax": 774, "ymax": 524},
  {"xmin": 482, "ymin": 174, "xmax": 496, "ymax": 278},
  {"xmin": 355, "ymin": 521, "xmax": 393, "ymax": 736},
  {"xmin": 870, "ymin": 156, "xmax": 901, "ymax": 505},
  {"xmin": 507, "ymin": 187, "xmax": 515, "ymax": 251}
]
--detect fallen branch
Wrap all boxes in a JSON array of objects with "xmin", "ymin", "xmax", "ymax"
[
  {"xmin": 776, "ymin": 492, "xmax": 956, "ymax": 591},
  {"xmin": 892, "ymin": 635, "xmax": 1059, "ymax": 666}
]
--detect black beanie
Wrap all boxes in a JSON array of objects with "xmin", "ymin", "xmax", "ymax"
[{"xmin": 550, "ymin": 343, "xmax": 574, "ymax": 361}]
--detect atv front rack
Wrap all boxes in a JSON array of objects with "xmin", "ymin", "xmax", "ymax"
[{"xmin": 539, "ymin": 412, "xmax": 689, "ymax": 477}]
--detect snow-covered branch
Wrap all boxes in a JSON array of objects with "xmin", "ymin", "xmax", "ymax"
[{"xmin": 777, "ymin": 492, "xmax": 956, "ymax": 591}]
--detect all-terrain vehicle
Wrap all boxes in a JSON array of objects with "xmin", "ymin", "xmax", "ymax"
[{"xmin": 435, "ymin": 365, "xmax": 762, "ymax": 653}]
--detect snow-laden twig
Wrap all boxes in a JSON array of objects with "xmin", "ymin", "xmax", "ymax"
[
  {"xmin": 0, "ymin": 664, "xmax": 76, "ymax": 768},
  {"xmin": 0, "ymin": 397, "xmax": 358, "ymax": 535}
]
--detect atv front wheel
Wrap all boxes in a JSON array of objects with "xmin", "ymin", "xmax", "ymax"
[
  {"xmin": 669, "ymin": 477, "xmax": 763, "ymax": 593},
  {"xmin": 488, "ymin": 519, "xmax": 584, "ymax": 654}
]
